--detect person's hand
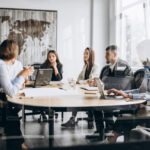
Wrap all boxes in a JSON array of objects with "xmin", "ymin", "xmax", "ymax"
[
  {"xmin": 18, "ymin": 66, "xmax": 34, "ymax": 78},
  {"xmin": 107, "ymin": 88, "xmax": 129, "ymax": 98},
  {"xmin": 51, "ymin": 62, "xmax": 57, "ymax": 69},
  {"xmin": 88, "ymin": 79, "xmax": 96, "ymax": 87},
  {"xmin": 107, "ymin": 88, "xmax": 120, "ymax": 95}
]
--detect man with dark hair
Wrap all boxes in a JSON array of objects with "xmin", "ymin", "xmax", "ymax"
[
  {"xmin": 100, "ymin": 45, "xmax": 132, "ymax": 79},
  {"xmin": 86, "ymin": 45, "xmax": 133, "ymax": 140}
]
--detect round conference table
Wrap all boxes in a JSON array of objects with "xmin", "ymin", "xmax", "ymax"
[{"xmin": 7, "ymin": 85, "xmax": 146, "ymax": 146}]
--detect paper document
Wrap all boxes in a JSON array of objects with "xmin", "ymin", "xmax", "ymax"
[
  {"xmin": 50, "ymin": 81, "xmax": 64, "ymax": 85},
  {"xmin": 80, "ymin": 86, "xmax": 98, "ymax": 91},
  {"xmin": 23, "ymin": 88, "xmax": 80, "ymax": 97}
]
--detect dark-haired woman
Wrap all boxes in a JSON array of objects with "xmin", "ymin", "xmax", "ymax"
[
  {"xmin": 0, "ymin": 39, "xmax": 33, "ymax": 150},
  {"xmin": 61, "ymin": 47, "xmax": 99, "ymax": 129},
  {"xmin": 40, "ymin": 50, "xmax": 63, "ymax": 121},
  {"xmin": 77, "ymin": 47, "xmax": 98, "ymax": 83},
  {"xmin": 41, "ymin": 50, "xmax": 63, "ymax": 81}
]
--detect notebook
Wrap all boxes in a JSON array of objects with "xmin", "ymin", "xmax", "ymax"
[{"xmin": 28, "ymin": 68, "xmax": 53, "ymax": 88}]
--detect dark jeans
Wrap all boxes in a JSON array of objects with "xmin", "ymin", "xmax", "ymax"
[
  {"xmin": 0, "ymin": 93, "xmax": 24, "ymax": 150},
  {"xmin": 93, "ymin": 110, "xmax": 114, "ymax": 132}
]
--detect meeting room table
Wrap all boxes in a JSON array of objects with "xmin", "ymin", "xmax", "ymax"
[{"xmin": 7, "ymin": 83, "xmax": 146, "ymax": 146}]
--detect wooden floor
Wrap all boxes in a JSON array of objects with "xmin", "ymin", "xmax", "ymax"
[
  {"xmin": 1, "ymin": 112, "xmax": 102, "ymax": 149},
  {"xmin": 24, "ymin": 112, "xmax": 97, "ymax": 149}
]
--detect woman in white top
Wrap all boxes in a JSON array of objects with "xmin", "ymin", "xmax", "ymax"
[
  {"xmin": 77, "ymin": 47, "xmax": 99, "ymax": 83},
  {"xmin": 0, "ymin": 40, "xmax": 33, "ymax": 150},
  {"xmin": 6, "ymin": 44, "xmax": 23, "ymax": 81},
  {"xmin": 61, "ymin": 47, "xmax": 99, "ymax": 128}
]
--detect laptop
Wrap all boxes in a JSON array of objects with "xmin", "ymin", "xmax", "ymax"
[
  {"xmin": 94, "ymin": 78, "xmax": 106, "ymax": 99},
  {"xmin": 28, "ymin": 68, "xmax": 53, "ymax": 88},
  {"xmin": 94, "ymin": 78, "xmax": 122, "ymax": 99}
]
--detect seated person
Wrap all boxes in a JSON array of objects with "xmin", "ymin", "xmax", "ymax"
[
  {"xmin": 6, "ymin": 43, "xmax": 25, "ymax": 114},
  {"xmin": 0, "ymin": 39, "xmax": 33, "ymax": 149},
  {"xmin": 40, "ymin": 50, "xmax": 63, "ymax": 121},
  {"xmin": 100, "ymin": 48, "xmax": 132, "ymax": 78},
  {"xmin": 99, "ymin": 59, "xmax": 150, "ymax": 143},
  {"xmin": 87, "ymin": 45, "xmax": 133, "ymax": 139},
  {"xmin": 61, "ymin": 47, "xmax": 99, "ymax": 128},
  {"xmin": 105, "ymin": 80, "xmax": 150, "ymax": 143},
  {"xmin": 89, "ymin": 45, "xmax": 133, "ymax": 87},
  {"xmin": 6, "ymin": 44, "xmax": 23, "ymax": 80},
  {"xmin": 41, "ymin": 50, "xmax": 63, "ymax": 81}
]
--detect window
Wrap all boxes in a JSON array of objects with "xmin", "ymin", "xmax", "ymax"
[{"xmin": 116, "ymin": 0, "xmax": 150, "ymax": 69}]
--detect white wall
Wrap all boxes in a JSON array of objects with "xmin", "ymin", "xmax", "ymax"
[
  {"xmin": 109, "ymin": 0, "xmax": 117, "ymax": 45},
  {"xmin": 92, "ymin": 0, "xmax": 110, "ymax": 71},
  {"xmin": 0, "ymin": 0, "xmax": 110, "ymax": 80}
]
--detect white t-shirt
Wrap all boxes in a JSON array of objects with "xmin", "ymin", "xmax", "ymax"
[{"xmin": 6, "ymin": 60, "xmax": 23, "ymax": 80}]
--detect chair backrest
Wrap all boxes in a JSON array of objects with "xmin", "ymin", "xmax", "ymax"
[
  {"xmin": 133, "ymin": 69, "xmax": 146, "ymax": 89},
  {"xmin": 31, "ymin": 63, "xmax": 41, "ymax": 69}
]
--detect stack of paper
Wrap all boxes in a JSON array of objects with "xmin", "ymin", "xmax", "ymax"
[{"xmin": 80, "ymin": 86, "xmax": 98, "ymax": 94}]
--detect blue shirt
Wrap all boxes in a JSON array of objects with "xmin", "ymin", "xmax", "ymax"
[
  {"xmin": 125, "ymin": 77, "xmax": 150, "ymax": 100},
  {"xmin": 0, "ymin": 59, "xmax": 25, "ymax": 97}
]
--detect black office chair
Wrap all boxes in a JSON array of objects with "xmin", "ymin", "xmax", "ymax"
[{"xmin": 133, "ymin": 68, "xmax": 145, "ymax": 89}]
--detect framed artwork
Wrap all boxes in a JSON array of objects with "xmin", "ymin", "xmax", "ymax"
[{"xmin": 0, "ymin": 8, "xmax": 57, "ymax": 66}]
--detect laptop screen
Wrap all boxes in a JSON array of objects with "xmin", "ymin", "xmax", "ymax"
[{"xmin": 33, "ymin": 69, "xmax": 53, "ymax": 87}]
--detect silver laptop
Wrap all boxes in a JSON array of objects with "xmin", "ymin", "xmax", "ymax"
[
  {"xmin": 31, "ymin": 69, "xmax": 53, "ymax": 87},
  {"xmin": 94, "ymin": 78, "xmax": 106, "ymax": 99},
  {"xmin": 95, "ymin": 78, "xmax": 119, "ymax": 99}
]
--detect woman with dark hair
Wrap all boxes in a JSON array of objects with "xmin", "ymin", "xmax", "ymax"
[
  {"xmin": 61, "ymin": 47, "xmax": 99, "ymax": 128},
  {"xmin": 0, "ymin": 39, "xmax": 33, "ymax": 150},
  {"xmin": 41, "ymin": 50, "xmax": 63, "ymax": 81},
  {"xmin": 77, "ymin": 47, "xmax": 98, "ymax": 83}
]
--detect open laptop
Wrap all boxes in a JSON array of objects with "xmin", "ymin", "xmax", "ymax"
[
  {"xmin": 94, "ymin": 78, "xmax": 106, "ymax": 99},
  {"xmin": 28, "ymin": 68, "xmax": 53, "ymax": 88},
  {"xmin": 94, "ymin": 78, "xmax": 123, "ymax": 99}
]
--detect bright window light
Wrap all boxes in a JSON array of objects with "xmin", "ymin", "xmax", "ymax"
[{"xmin": 116, "ymin": 0, "xmax": 150, "ymax": 69}]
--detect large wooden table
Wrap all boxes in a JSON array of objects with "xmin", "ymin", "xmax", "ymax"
[{"xmin": 7, "ymin": 84, "xmax": 146, "ymax": 145}]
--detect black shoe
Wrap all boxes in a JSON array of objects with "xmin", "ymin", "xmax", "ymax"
[
  {"xmin": 88, "ymin": 121, "xmax": 94, "ymax": 129},
  {"xmin": 61, "ymin": 117, "xmax": 76, "ymax": 128}
]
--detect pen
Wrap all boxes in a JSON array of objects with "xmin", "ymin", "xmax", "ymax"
[{"xmin": 59, "ymin": 87, "xmax": 67, "ymax": 91}]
